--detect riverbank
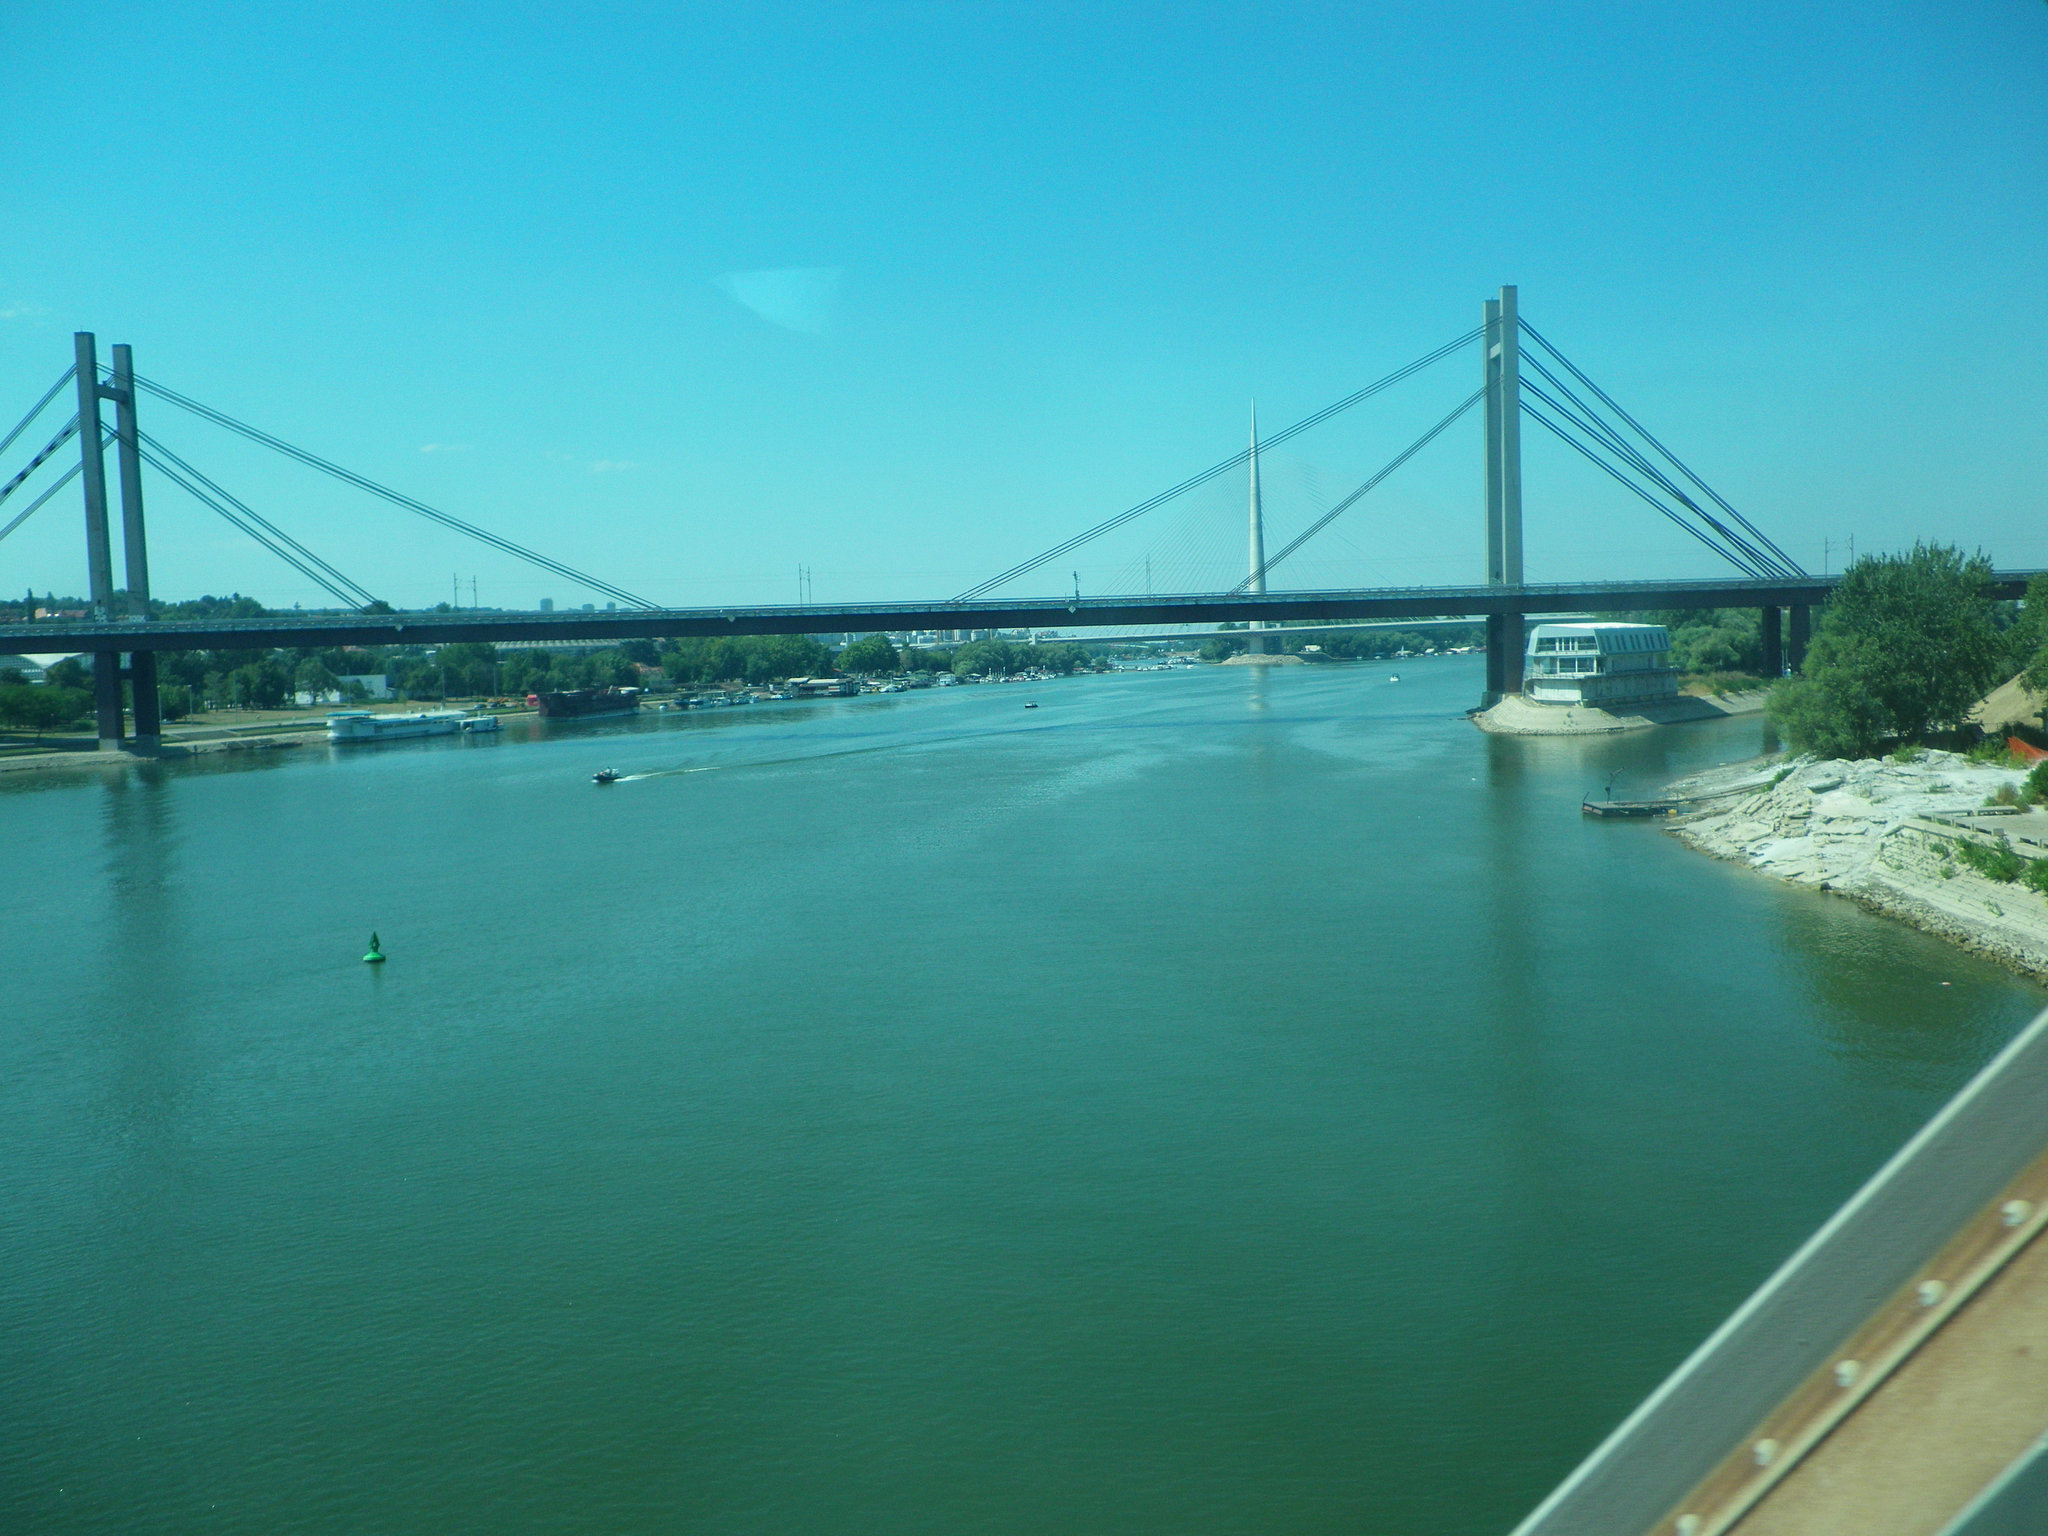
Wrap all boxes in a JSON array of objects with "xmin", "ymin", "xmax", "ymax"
[
  {"xmin": 0, "ymin": 703, "xmax": 539, "ymax": 775},
  {"xmin": 1667, "ymin": 752, "xmax": 2048, "ymax": 980},
  {"xmin": 1474, "ymin": 688, "xmax": 1768, "ymax": 736}
]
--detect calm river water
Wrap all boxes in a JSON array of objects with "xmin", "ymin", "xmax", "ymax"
[{"xmin": 4, "ymin": 656, "xmax": 2043, "ymax": 1535}]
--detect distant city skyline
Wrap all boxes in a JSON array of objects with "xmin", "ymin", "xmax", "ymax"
[{"xmin": 3, "ymin": 1, "xmax": 2044, "ymax": 610}]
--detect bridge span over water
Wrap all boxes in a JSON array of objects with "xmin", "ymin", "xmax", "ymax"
[
  {"xmin": 10, "ymin": 574, "xmax": 1874, "ymax": 656},
  {"xmin": 5, "ymin": 286, "xmax": 2038, "ymax": 750}
]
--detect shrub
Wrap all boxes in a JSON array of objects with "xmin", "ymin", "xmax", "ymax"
[
  {"xmin": 1957, "ymin": 836, "xmax": 2026, "ymax": 883},
  {"xmin": 1968, "ymin": 739, "xmax": 2029, "ymax": 767},
  {"xmin": 2025, "ymin": 760, "xmax": 2048, "ymax": 806}
]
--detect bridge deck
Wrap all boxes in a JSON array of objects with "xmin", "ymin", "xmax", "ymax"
[{"xmin": 12, "ymin": 573, "xmax": 2036, "ymax": 655}]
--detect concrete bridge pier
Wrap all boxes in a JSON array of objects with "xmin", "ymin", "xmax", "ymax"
[
  {"xmin": 74, "ymin": 334, "xmax": 124, "ymax": 751},
  {"xmin": 1483, "ymin": 612, "xmax": 1524, "ymax": 705},
  {"xmin": 1761, "ymin": 605, "xmax": 1783, "ymax": 679},
  {"xmin": 110, "ymin": 344, "xmax": 159, "ymax": 746}
]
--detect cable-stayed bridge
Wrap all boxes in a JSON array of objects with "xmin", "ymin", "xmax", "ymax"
[{"xmin": 2, "ymin": 288, "xmax": 2036, "ymax": 751}]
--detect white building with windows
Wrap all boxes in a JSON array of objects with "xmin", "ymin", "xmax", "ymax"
[{"xmin": 1523, "ymin": 622, "xmax": 1678, "ymax": 707}]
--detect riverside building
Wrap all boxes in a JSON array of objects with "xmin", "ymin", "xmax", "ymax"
[{"xmin": 1522, "ymin": 622, "xmax": 1678, "ymax": 707}]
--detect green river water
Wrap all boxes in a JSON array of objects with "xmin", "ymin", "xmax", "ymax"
[{"xmin": 4, "ymin": 655, "xmax": 2043, "ymax": 1535}]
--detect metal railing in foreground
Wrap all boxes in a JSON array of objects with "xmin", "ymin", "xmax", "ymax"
[{"xmin": 1509, "ymin": 1001, "xmax": 2048, "ymax": 1536}]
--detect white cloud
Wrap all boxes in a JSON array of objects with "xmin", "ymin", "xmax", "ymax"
[
  {"xmin": 418, "ymin": 442, "xmax": 473, "ymax": 454},
  {"xmin": 717, "ymin": 267, "xmax": 842, "ymax": 333},
  {"xmin": 0, "ymin": 303, "xmax": 52, "ymax": 321},
  {"xmin": 589, "ymin": 459, "xmax": 640, "ymax": 474}
]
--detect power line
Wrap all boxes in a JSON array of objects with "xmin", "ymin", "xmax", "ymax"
[
  {"xmin": 1231, "ymin": 386, "xmax": 1485, "ymax": 593},
  {"xmin": 953, "ymin": 327, "xmax": 1484, "ymax": 601},
  {"xmin": 128, "ymin": 373, "xmax": 657, "ymax": 609}
]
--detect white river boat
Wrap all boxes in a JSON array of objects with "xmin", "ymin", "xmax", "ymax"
[{"xmin": 327, "ymin": 709, "xmax": 471, "ymax": 743}]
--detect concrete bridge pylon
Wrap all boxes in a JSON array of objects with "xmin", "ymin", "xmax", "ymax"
[
  {"xmin": 1481, "ymin": 285, "xmax": 1525, "ymax": 707},
  {"xmin": 1247, "ymin": 403, "xmax": 1268, "ymax": 655}
]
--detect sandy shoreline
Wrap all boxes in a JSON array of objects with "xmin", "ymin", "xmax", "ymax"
[
  {"xmin": 1474, "ymin": 688, "xmax": 1769, "ymax": 735},
  {"xmin": 1666, "ymin": 752, "xmax": 2048, "ymax": 981}
]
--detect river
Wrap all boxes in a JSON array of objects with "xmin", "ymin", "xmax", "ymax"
[{"xmin": 4, "ymin": 655, "xmax": 2042, "ymax": 1534}]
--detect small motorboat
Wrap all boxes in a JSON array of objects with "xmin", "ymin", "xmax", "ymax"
[
  {"xmin": 593, "ymin": 768, "xmax": 621, "ymax": 785},
  {"xmin": 1024, "ymin": 702, "xmax": 1038, "ymax": 709},
  {"xmin": 1387, "ymin": 674, "xmax": 1401, "ymax": 682}
]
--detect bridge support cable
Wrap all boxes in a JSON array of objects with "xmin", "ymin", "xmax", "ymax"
[
  {"xmin": 134, "ymin": 435, "xmax": 383, "ymax": 611},
  {"xmin": 1229, "ymin": 386, "xmax": 1485, "ymax": 594},
  {"xmin": 0, "ymin": 368, "xmax": 78, "ymax": 462},
  {"xmin": 1518, "ymin": 318, "xmax": 1805, "ymax": 576},
  {"xmin": 1513, "ymin": 358, "xmax": 1788, "ymax": 573},
  {"xmin": 1518, "ymin": 374, "xmax": 1794, "ymax": 578},
  {"xmin": 0, "ymin": 456, "xmax": 88, "ymax": 547},
  {"xmin": 953, "ymin": 326, "xmax": 1484, "ymax": 602},
  {"xmin": 0, "ymin": 416, "xmax": 82, "ymax": 512},
  {"xmin": 1519, "ymin": 398, "xmax": 1776, "ymax": 578},
  {"xmin": 126, "ymin": 373, "xmax": 656, "ymax": 610}
]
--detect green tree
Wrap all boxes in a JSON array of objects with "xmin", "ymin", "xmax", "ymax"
[
  {"xmin": 0, "ymin": 685, "xmax": 90, "ymax": 734},
  {"xmin": 295, "ymin": 659, "xmax": 340, "ymax": 701},
  {"xmin": 44, "ymin": 657, "xmax": 91, "ymax": 691},
  {"xmin": 837, "ymin": 634, "xmax": 900, "ymax": 674},
  {"xmin": 2009, "ymin": 571, "xmax": 2048, "ymax": 704},
  {"xmin": 434, "ymin": 642, "xmax": 498, "ymax": 697},
  {"xmin": 660, "ymin": 635, "xmax": 833, "ymax": 686},
  {"xmin": 952, "ymin": 638, "xmax": 1020, "ymax": 676},
  {"xmin": 1768, "ymin": 544, "xmax": 2003, "ymax": 757},
  {"xmin": 227, "ymin": 659, "xmax": 293, "ymax": 710},
  {"xmin": 157, "ymin": 683, "xmax": 193, "ymax": 721}
]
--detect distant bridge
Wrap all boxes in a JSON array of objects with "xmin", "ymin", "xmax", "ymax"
[
  {"xmin": 4, "ymin": 286, "xmax": 2030, "ymax": 750},
  {"xmin": 12, "ymin": 573, "xmax": 1981, "ymax": 658}
]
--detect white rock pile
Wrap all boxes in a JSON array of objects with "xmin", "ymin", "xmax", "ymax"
[{"xmin": 1667, "ymin": 752, "xmax": 2048, "ymax": 978}]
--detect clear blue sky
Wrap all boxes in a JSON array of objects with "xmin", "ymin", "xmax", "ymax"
[{"xmin": 3, "ymin": 1, "xmax": 2044, "ymax": 610}]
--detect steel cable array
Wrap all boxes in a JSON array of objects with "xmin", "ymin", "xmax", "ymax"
[
  {"xmin": 0, "ymin": 453, "xmax": 90, "ymax": 548},
  {"xmin": 127, "ymin": 372, "xmax": 656, "ymax": 609},
  {"xmin": 1517, "ymin": 320, "xmax": 1803, "ymax": 577},
  {"xmin": 0, "ymin": 416, "xmax": 82, "ymax": 513},
  {"xmin": 135, "ymin": 430, "xmax": 383, "ymax": 610},
  {"xmin": 1229, "ymin": 386, "xmax": 1485, "ymax": 593},
  {"xmin": 0, "ymin": 367, "xmax": 77, "ymax": 462},
  {"xmin": 953, "ymin": 327, "xmax": 1483, "ymax": 601}
]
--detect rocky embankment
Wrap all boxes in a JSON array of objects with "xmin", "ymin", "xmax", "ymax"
[{"xmin": 1667, "ymin": 753, "xmax": 2048, "ymax": 979}]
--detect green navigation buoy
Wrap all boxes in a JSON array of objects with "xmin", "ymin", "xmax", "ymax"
[{"xmin": 364, "ymin": 932, "xmax": 385, "ymax": 964}]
